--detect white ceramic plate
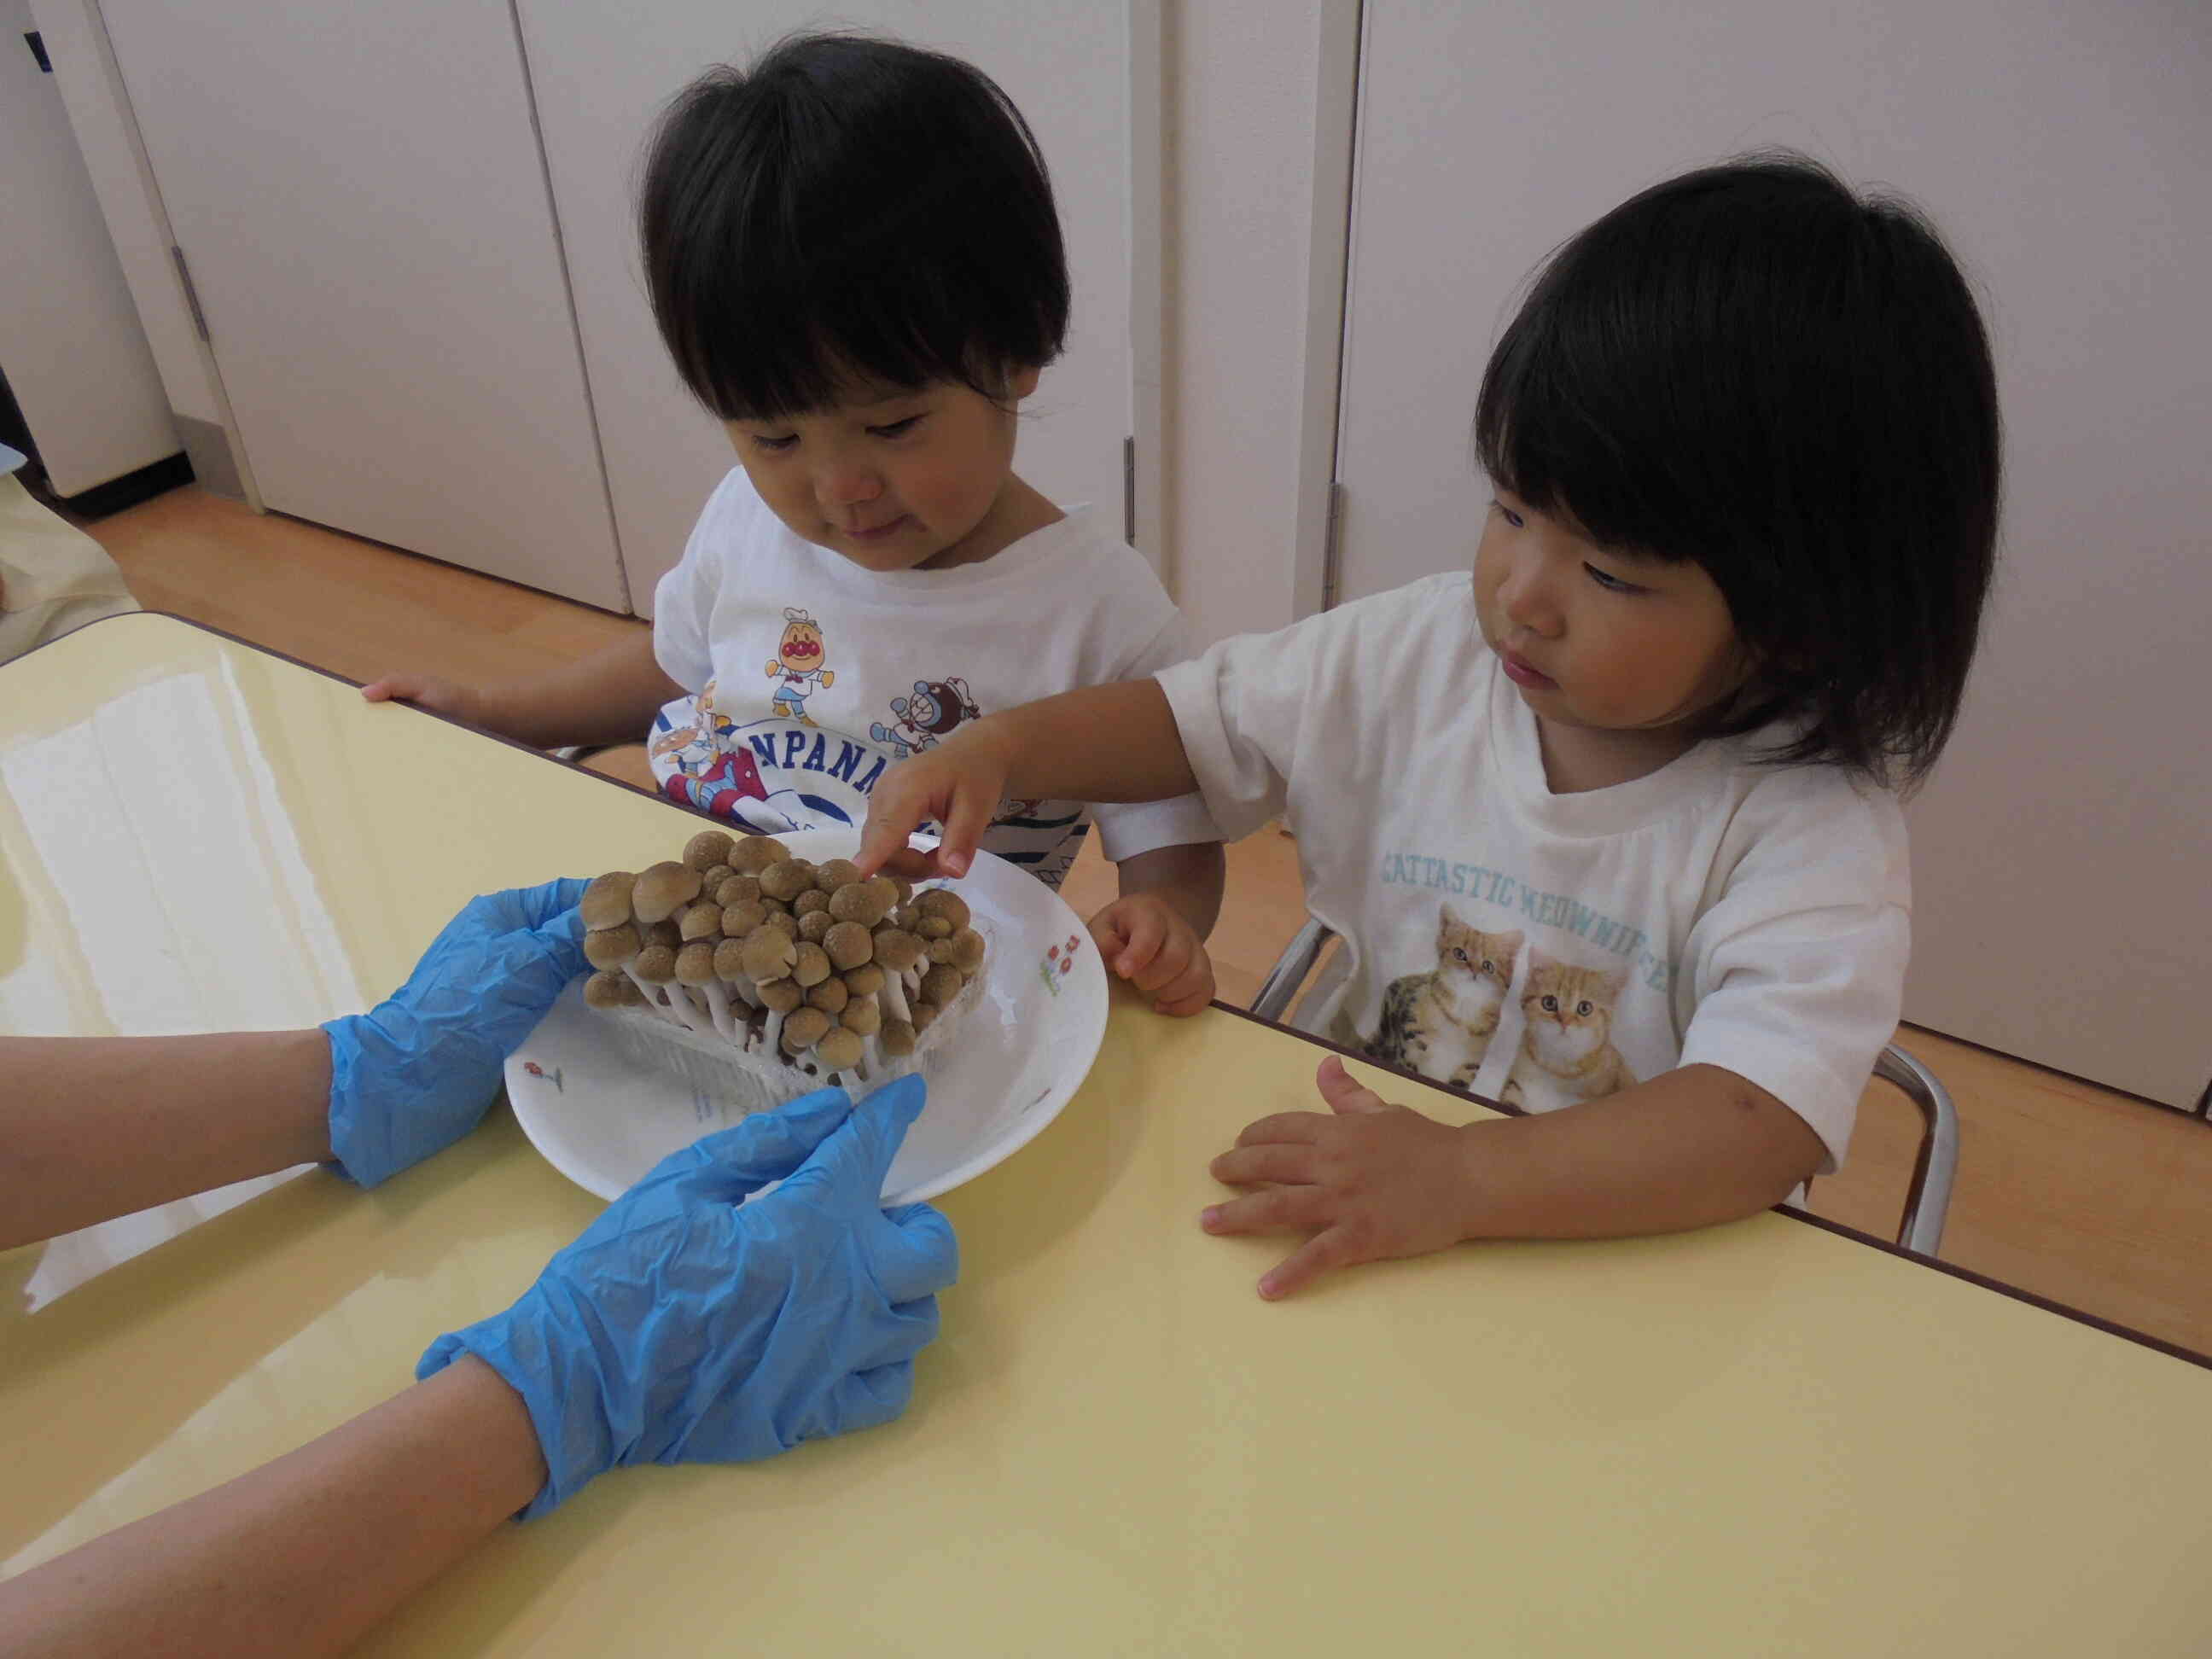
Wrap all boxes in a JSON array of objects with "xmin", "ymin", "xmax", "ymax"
[{"xmin": 506, "ymin": 829, "xmax": 1107, "ymax": 1206}]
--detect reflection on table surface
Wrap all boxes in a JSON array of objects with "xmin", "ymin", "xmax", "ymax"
[{"xmin": 4, "ymin": 614, "xmax": 2209, "ymax": 1657}]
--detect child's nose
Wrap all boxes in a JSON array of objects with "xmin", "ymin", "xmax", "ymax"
[
  {"xmin": 814, "ymin": 458, "xmax": 882, "ymax": 508},
  {"xmin": 1499, "ymin": 557, "xmax": 1561, "ymax": 635}
]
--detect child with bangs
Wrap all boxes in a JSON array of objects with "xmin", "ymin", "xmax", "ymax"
[
  {"xmin": 858, "ymin": 154, "xmax": 2002, "ymax": 1295},
  {"xmin": 366, "ymin": 32, "xmax": 1223, "ymax": 1014}
]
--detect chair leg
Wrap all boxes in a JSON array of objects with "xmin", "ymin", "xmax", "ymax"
[{"xmin": 1875, "ymin": 1044, "xmax": 1959, "ymax": 1256}]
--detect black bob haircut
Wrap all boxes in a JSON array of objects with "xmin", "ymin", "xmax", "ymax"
[
  {"xmin": 1475, "ymin": 152, "xmax": 2000, "ymax": 789},
  {"xmin": 640, "ymin": 32, "xmax": 1069, "ymax": 421}
]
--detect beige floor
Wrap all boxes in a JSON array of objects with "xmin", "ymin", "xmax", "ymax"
[{"xmin": 79, "ymin": 486, "xmax": 2212, "ymax": 1357}]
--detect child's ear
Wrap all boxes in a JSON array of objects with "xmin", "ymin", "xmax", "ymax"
[{"xmin": 1005, "ymin": 363, "xmax": 1042, "ymax": 402}]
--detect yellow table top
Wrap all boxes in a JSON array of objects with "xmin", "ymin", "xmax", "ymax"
[{"xmin": 4, "ymin": 614, "xmax": 2209, "ymax": 1656}]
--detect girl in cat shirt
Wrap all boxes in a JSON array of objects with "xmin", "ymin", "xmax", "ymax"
[
  {"xmin": 362, "ymin": 35, "xmax": 1223, "ymax": 1015},
  {"xmin": 858, "ymin": 155, "xmax": 2000, "ymax": 1297}
]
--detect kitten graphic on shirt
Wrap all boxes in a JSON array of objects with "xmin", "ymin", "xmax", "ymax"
[
  {"xmin": 1364, "ymin": 906, "xmax": 1524, "ymax": 1089},
  {"xmin": 1500, "ymin": 951, "xmax": 1638, "ymax": 1113}
]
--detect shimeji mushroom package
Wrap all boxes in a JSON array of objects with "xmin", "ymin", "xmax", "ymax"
[{"xmin": 577, "ymin": 828, "xmax": 987, "ymax": 1109}]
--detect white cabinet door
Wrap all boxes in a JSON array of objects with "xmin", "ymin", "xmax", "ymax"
[
  {"xmin": 0, "ymin": 0, "xmax": 177, "ymax": 495},
  {"xmin": 515, "ymin": 2, "xmax": 1137, "ymax": 614},
  {"xmin": 1330, "ymin": 1, "xmax": 2212, "ymax": 1105},
  {"xmin": 96, "ymin": 0, "xmax": 626, "ymax": 609}
]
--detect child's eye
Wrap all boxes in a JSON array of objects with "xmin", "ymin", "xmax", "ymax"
[
  {"xmin": 1492, "ymin": 500, "xmax": 1526, "ymax": 530},
  {"xmin": 1583, "ymin": 563, "xmax": 1642, "ymax": 594},
  {"xmin": 750, "ymin": 434, "xmax": 797, "ymax": 454},
  {"xmin": 868, "ymin": 416, "xmax": 923, "ymax": 439}
]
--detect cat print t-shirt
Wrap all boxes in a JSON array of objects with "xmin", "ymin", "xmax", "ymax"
[
  {"xmin": 1155, "ymin": 571, "xmax": 1910, "ymax": 1170},
  {"xmin": 652, "ymin": 467, "xmax": 1219, "ymax": 888}
]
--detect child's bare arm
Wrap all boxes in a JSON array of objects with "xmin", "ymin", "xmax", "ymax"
[
  {"xmin": 1204, "ymin": 1057, "xmax": 1825, "ymax": 1298},
  {"xmin": 1090, "ymin": 841, "xmax": 1226, "ymax": 1017},
  {"xmin": 858, "ymin": 679, "xmax": 1197, "ymax": 879},
  {"xmin": 362, "ymin": 632, "xmax": 684, "ymax": 751}
]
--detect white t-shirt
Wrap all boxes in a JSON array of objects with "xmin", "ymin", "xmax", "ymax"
[
  {"xmin": 1155, "ymin": 571, "xmax": 1910, "ymax": 1170},
  {"xmin": 652, "ymin": 468, "xmax": 1219, "ymax": 888}
]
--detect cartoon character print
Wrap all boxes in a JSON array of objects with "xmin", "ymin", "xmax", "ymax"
[
  {"xmin": 870, "ymin": 677, "xmax": 981, "ymax": 759},
  {"xmin": 649, "ymin": 678, "xmax": 734, "ymax": 777},
  {"xmin": 765, "ymin": 608, "xmax": 834, "ymax": 722}
]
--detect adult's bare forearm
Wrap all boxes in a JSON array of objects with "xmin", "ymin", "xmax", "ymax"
[
  {"xmin": 0, "ymin": 1357, "xmax": 544, "ymax": 1659},
  {"xmin": 0, "ymin": 1031, "xmax": 332, "ymax": 1249}
]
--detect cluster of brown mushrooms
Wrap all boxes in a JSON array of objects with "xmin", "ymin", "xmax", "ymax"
[{"xmin": 578, "ymin": 829, "xmax": 987, "ymax": 1085}]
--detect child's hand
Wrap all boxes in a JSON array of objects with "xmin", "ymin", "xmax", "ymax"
[
  {"xmin": 361, "ymin": 671, "xmax": 483, "ymax": 726},
  {"xmin": 856, "ymin": 727, "xmax": 1014, "ymax": 882},
  {"xmin": 1202, "ymin": 1055, "xmax": 1478, "ymax": 1300},
  {"xmin": 1089, "ymin": 894, "xmax": 1216, "ymax": 1016}
]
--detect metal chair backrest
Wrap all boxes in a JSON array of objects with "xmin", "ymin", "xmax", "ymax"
[{"xmin": 1248, "ymin": 918, "xmax": 1958, "ymax": 1255}]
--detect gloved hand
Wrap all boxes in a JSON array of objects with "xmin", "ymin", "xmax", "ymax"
[
  {"xmin": 324, "ymin": 876, "xmax": 589, "ymax": 1188},
  {"xmin": 419, "ymin": 1077, "xmax": 956, "ymax": 1518}
]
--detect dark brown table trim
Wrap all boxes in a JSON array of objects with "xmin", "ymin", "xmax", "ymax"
[{"xmin": 28, "ymin": 611, "xmax": 2210, "ymax": 1375}]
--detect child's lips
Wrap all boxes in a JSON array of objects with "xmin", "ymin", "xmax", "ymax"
[
  {"xmin": 1499, "ymin": 648, "xmax": 1557, "ymax": 690},
  {"xmin": 844, "ymin": 515, "xmax": 910, "ymax": 542}
]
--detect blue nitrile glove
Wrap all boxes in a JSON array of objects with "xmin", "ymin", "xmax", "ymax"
[
  {"xmin": 323, "ymin": 876, "xmax": 590, "ymax": 1188},
  {"xmin": 418, "ymin": 1076, "xmax": 957, "ymax": 1519}
]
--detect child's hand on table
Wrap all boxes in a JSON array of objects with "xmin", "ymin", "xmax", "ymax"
[
  {"xmin": 1089, "ymin": 893, "xmax": 1216, "ymax": 1016},
  {"xmin": 360, "ymin": 670, "xmax": 485, "ymax": 726},
  {"xmin": 1202, "ymin": 1055, "xmax": 1477, "ymax": 1299}
]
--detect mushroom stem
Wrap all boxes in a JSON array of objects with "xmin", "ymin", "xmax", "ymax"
[
  {"xmin": 877, "ymin": 974, "xmax": 909, "ymax": 1024},
  {"xmin": 666, "ymin": 987, "xmax": 713, "ymax": 1035},
  {"xmin": 621, "ymin": 964, "xmax": 679, "ymax": 1022},
  {"xmin": 763, "ymin": 1008, "xmax": 786, "ymax": 1058},
  {"xmin": 697, "ymin": 979, "xmax": 736, "ymax": 1042}
]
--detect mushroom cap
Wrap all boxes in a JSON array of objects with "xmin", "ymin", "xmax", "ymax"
[
  {"xmin": 756, "ymin": 894, "xmax": 789, "ymax": 917},
  {"xmin": 633, "ymin": 944, "xmax": 678, "ymax": 984},
  {"xmin": 798, "ymin": 909, "xmax": 836, "ymax": 943},
  {"xmin": 840, "ymin": 996, "xmax": 882, "ymax": 1036},
  {"xmin": 696, "ymin": 863, "xmax": 735, "ymax": 896},
  {"xmin": 714, "ymin": 873, "xmax": 762, "ymax": 908},
  {"xmin": 947, "ymin": 926, "xmax": 987, "ymax": 974},
  {"xmin": 721, "ymin": 899, "xmax": 769, "ymax": 937},
  {"xmin": 792, "ymin": 888, "xmax": 830, "ymax": 917},
  {"xmin": 741, "ymin": 928, "xmax": 797, "ymax": 982},
  {"xmin": 678, "ymin": 901, "xmax": 725, "ymax": 942},
  {"xmin": 823, "ymin": 919, "xmax": 875, "ymax": 971},
  {"xmin": 842, "ymin": 963, "xmax": 886, "ymax": 995},
  {"xmin": 805, "ymin": 976, "xmax": 850, "ymax": 1016},
  {"xmin": 893, "ymin": 903, "xmax": 923, "ymax": 932},
  {"xmin": 927, "ymin": 934, "xmax": 959, "ymax": 966},
  {"xmin": 791, "ymin": 940, "xmax": 833, "ymax": 987},
  {"xmin": 881, "ymin": 1017, "xmax": 917, "ymax": 1057},
  {"xmin": 910, "ymin": 1000, "xmax": 940, "ymax": 1033},
  {"xmin": 813, "ymin": 858, "xmax": 862, "ymax": 894},
  {"xmin": 758, "ymin": 976, "xmax": 805, "ymax": 1013},
  {"xmin": 828, "ymin": 882, "xmax": 889, "ymax": 926},
  {"xmin": 916, "ymin": 915, "xmax": 954, "ymax": 941},
  {"xmin": 639, "ymin": 917, "xmax": 684, "ymax": 952},
  {"xmin": 890, "ymin": 875, "xmax": 915, "ymax": 905},
  {"xmin": 862, "ymin": 875, "xmax": 902, "ymax": 915},
  {"xmin": 683, "ymin": 830, "xmax": 736, "ymax": 872},
  {"xmin": 713, "ymin": 937, "xmax": 749, "ymax": 981},
  {"xmin": 675, "ymin": 940, "xmax": 719, "ymax": 984},
  {"xmin": 583, "ymin": 922, "xmax": 642, "ymax": 969},
  {"xmin": 920, "ymin": 963, "xmax": 963, "ymax": 1006},
  {"xmin": 728, "ymin": 835, "xmax": 789, "ymax": 874},
  {"xmin": 579, "ymin": 871, "xmax": 637, "ymax": 930},
  {"xmin": 781, "ymin": 1005, "xmax": 832, "ymax": 1054},
  {"xmin": 871, "ymin": 927, "xmax": 924, "ymax": 972},
  {"xmin": 815, "ymin": 1026, "xmax": 864, "ymax": 1070},
  {"xmin": 632, "ymin": 860, "xmax": 703, "ymax": 923},
  {"xmin": 758, "ymin": 858, "xmax": 816, "ymax": 902},
  {"xmin": 583, "ymin": 969, "xmax": 629, "ymax": 1009},
  {"xmin": 917, "ymin": 888, "xmax": 971, "ymax": 930},
  {"xmin": 763, "ymin": 909, "xmax": 801, "ymax": 938}
]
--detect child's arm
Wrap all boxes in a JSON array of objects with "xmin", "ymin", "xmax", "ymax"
[
  {"xmin": 1203, "ymin": 1056, "xmax": 1826, "ymax": 1299},
  {"xmin": 857, "ymin": 679, "xmax": 1196, "ymax": 879},
  {"xmin": 1091, "ymin": 841, "xmax": 1226, "ymax": 1016},
  {"xmin": 361, "ymin": 632, "xmax": 684, "ymax": 751}
]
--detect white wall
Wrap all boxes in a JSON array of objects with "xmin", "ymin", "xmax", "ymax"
[{"xmin": 1161, "ymin": 0, "xmax": 1354, "ymax": 649}]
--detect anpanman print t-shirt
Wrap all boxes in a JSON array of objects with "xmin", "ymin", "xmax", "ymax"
[
  {"xmin": 1155, "ymin": 571, "xmax": 1910, "ymax": 1170},
  {"xmin": 652, "ymin": 468, "xmax": 1219, "ymax": 888}
]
